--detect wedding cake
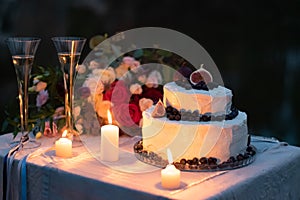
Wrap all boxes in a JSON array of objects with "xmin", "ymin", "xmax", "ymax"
[{"xmin": 140, "ymin": 67, "xmax": 250, "ymax": 166}]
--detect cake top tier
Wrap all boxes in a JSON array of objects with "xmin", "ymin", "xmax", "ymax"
[{"xmin": 163, "ymin": 82, "xmax": 233, "ymax": 115}]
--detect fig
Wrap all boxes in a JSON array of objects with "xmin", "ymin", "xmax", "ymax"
[
  {"xmin": 151, "ymin": 99, "xmax": 166, "ymax": 118},
  {"xmin": 190, "ymin": 65, "xmax": 213, "ymax": 85}
]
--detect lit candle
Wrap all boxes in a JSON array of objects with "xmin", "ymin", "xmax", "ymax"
[
  {"xmin": 161, "ymin": 149, "xmax": 181, "ymax": 189},
  {"xmin": 100, "ymin": 110, "xmax": 119, "ymax": 161},
  {"xmin": 55, "ymin": 130, "xmax": 72, "ymax": 158}
]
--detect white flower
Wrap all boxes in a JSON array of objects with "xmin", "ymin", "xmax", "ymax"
[
  {"xmin": 89, "ymin": 60, "xmax": 101, "ymax": 70},
  {"xmin": 36, "ymin": 90, "xmax": 49, "ymax": 108},
  {"xmin": 145, "ymin": 70, "xmax": 162, "ymax": 88},
  {"xmin": 130, "ymin": 83, "xmax": 143, "ymax": 95},
  {"xmin": 83, "ymin": 76, "xmax": 98, "ymax": 95},
  {"xmin": 77, "ymin": 64, "xmax": 86, "ymax": 74},
  {"xmin": 92, "ymin": 67, "xmax": 116, "ymax": 85},
  {"xmin": 139, "ymin": 98, "xmax": 153, "ymax": 112}
]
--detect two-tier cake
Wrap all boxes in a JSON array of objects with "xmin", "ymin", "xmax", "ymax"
[{"xmin": 139, "ymin": 67, "xmax": 251, "ymax": 167}]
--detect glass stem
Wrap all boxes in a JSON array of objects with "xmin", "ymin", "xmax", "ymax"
[
  {"xmin": 16, "ymin": 63, "xmax": 31, "ymax": 137},
  {"xmin": 64, "ymin": 66, "xmax": 75, "ymax": 134}
]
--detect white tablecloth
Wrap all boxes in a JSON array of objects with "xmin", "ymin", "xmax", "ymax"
[{"xmin": 0, "ymin": 133, "xmax": 300, "ymax": 200}]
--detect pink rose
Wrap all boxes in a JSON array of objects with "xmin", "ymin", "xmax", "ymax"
[
  {"xmin": 139, "ymin": 98, "xmax": 153, "ymax": 112},
  {"xmin": 112, "ymin": 103, "xmax": 142, "ymax": 127},
  {"xmin": 122, "ymin": 56, "xmax": 135, "ymax": 67}
]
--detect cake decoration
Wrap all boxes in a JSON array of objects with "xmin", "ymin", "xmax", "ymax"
[
  {"xmin": 151, "ymin": 99, "xmax": 166, "ymax": 118},
  {"xmin": 190, "ymin": 64, "xmax": 213, "ymax": 85}
]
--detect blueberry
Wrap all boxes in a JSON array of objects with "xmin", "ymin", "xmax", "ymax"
[
  {"xmin": 202, "ymin": 84, "xmax": 208, "ymax": 91},
  {"xmin": 201, "ymin": 113, "xmax": 211, "ymax": 122},
  {"xmin": 199, "ymin": 157, "xmax": 208, "ymax": 165},
  {"xmin": 142, "ymin": 150, "xmax": 148, "ymax": 157},
  {"xmin": 227, "ymin": 156, "xmax": 236, "ymax": 163},
  {"xmin": 172, "ymin": 108, "xmax": 179, "ymax": 115},
  {"xmin": 192, "ymin": 157, "xmax": 199, "ymax": 165},
  {"xmin": 192, "ymin": 110, "xmax": 199, "ymax": 117},
  {"xmin": 169, "ymin": 115, "xmax": 175, "ymax": 120},
  {"xmin": 149, "ymin": 151, "xmax": 156, "ymax": 158},
  {"xmin": 231, "ymin": 109, "xmax": 238, "ymax": 118},
  {"xmin": 180, "ymin": 158, "xmax": 187, "ymax": 165},
  {"xmin": 236, "ymin": 154, "xmax": 244, "ymax": 161},
  {"xmin": 166, "ymin": 106, "xmax": 173, "ymax": 112},
  {"xmin": 187, "ymin": 159, "xmax": 193, "ymax": 165},
  {"xmin": 248, "ymin": 150, "xmax": 256, "ymax": 156},
  {"xmin": 134, "ymin": 143, "xmax": 143, "ymax": 152},
  {"xmin": 225, "ymin": 112, "xmax": 234, "ymax": 120},
  {"xmin": 246, "ymin": 146, "xmax": 253, "ymax": 152},
  {"xmin": 186, "ymin": 110, "xmax": 192, "ymax": 116},
  {"xmin": 208, "ymin": 157, "xmax": 217, "ymax": 165},
  {"xmin": 175, "ymin": 114, "xmax": 181, "ymax": 121},
  {"xmin": 243, "ymin": 153, "xmax": 249, "ymax": 159}
]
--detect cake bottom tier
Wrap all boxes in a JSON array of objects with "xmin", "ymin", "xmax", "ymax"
[{"xmin": 142, "ymin": 110, "xmax": 248, "ymax": 162}]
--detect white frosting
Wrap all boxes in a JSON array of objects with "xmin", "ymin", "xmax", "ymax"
[
  {"xmin": 142, "ymin": 107, "xmax": 248, "ymax": 162},
  {"xmin": 163, "ymin": 82, "xmax": 232, "ymax": 115}
]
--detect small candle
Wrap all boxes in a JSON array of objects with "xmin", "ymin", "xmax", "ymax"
[
  {"xmin": 161, "ymin": 149, "xmax": 181, "ymax": 189},
  {"xmin": 55, "ymin": 130, "xmax": 72, "ymax": 158},
  {"xmin": 100, "ymin": 110, "xmax": 119, "ymax": 161}
]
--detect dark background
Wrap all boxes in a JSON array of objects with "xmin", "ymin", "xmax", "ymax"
[{"xmin": 0, "ymin": 0, "xmax": 299, "ymax": 145}]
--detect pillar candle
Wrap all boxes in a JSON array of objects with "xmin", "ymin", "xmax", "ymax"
[
  {"xmin": 161, "ymin": 164, "xmax": 181, "ymax": 189},
  {"xmin": 55, "ymin": 137, "xmax": 72, "ymax": 158},
  {"xmin": 100, "ymin": 124, "xmax": 119, "ymax": 161}
]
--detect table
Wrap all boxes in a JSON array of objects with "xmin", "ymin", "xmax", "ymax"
[{"xmin": 1, "ymin": 133, "xmax": 300, "ymax": 200}]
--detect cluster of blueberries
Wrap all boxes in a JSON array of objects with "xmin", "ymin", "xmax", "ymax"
[
  {"xmin": 174, "ymin": 145, "xmax": 256, "ymax": 170},
  {"xmin": 165, "ymin": 105, "xmax": 239, "ymax": 122},
  {"xmin": 134, "ymin": 140, "xmax": 256, "ymax": 171}
]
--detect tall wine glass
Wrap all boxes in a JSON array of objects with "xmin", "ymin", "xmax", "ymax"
[
  {"xmin": 52, "ymin": 37, "xmax": 86, "ymax": 146},
  {"xmin": 6, "ymin": 37, "xmax": 41, "ymax": 149}
]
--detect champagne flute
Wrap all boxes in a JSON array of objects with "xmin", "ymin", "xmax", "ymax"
[
  {"xmin": 52, "ymin": 37, "xmax": 86, "ymax": 147},
  {"xmin": 6, "ymin": 37, "xmax": 41, "ymax": 149}
]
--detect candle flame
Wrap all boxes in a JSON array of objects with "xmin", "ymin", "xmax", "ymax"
[
  {"xmin": 62, "ymin": 130, "xmax": 68, "ymax": 137},
  {"xmin": 107, "ymin": 110, "xmax": 112, "ymax": 124},
  {"xmin": 167, "ymin": 148, "xmax": 173, "ymax": 164}
]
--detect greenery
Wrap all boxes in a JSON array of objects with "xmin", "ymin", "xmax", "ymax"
[{"xmin": 1, "ymin": 65, "xmax": 65, "ymax": 137}]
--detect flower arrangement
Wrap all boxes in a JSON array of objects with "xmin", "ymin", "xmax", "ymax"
[
  {"xmin": 74, "ymin": 55, "xmax": 165, "ymax": 136},
  {"xmin": 74, "ymin": 34, "xmax": 193, "ymax": 136}
]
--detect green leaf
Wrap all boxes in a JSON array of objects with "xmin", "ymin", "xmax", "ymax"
[
  {"xmin": 133, "ymin": 49, "xmax": 143, "ymax": 58},
  {"xmin": 156, "ymin": 49, "xmax": 172, "ymax": 57}
]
